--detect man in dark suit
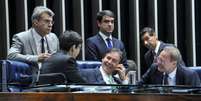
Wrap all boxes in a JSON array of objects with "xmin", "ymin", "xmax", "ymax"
[
  {"xmin": 40, "ymin": 30, "xmax": 86, "ymax": 84},
  {"xmin": 85, "ymin": 10, "xmax": 128, "ymax": 68},
  {"xmin": 138, "ymin": 46, "xmax": 200, "ymax": 86},
  {"xmin": 81, "ymin": 48, "xmax": 128, "ymax": 84},
  {"xmin": 140, "ymin": 27, "xmax": 182, "ymax": 75}
]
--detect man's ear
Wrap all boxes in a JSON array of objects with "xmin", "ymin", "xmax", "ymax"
[
  {"xmin": 70, "ymin": 45, "xmax": 76, "ymax": 52},
  {"xmin": 33, "ymin": 19, "xmax": 38, "ymax": 25},
  {"xmin": 173, "ymin": 61, "xmax": 177, "ymax": 66},
  {"xmin": 97, "ymin": 20, "xmax": 101, "ymax": 27}
]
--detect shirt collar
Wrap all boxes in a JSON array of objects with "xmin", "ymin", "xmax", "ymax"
[
  {"xmin": 155, "ymin": 41, "xmax": 161, "ymax": 54},
  {"xmin": 99, "ymin": 31, "xmax": 112, "ymax": 40},
  {"xmin": 168, "ymin": 67, "xmax": 177, "ymax": 79},
  {"xmin": 33, "ymin": 28, "xmax": 44, "ymax": 41},
  {"xmin": 99, "ymin": 66, "xmax": 113, "ymax": 84}
]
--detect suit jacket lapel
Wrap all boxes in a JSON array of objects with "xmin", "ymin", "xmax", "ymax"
[
  {"xmin": 113, "ymin": 76, "xmax": 122, "ymax": 84},
  {"xmin": 29, "ymin": 28, "xmax": 37, "ymax": 55},
  {"xmin": 97, "ymin": 34, "xmax": 108, "ymax": 50},
  {"xmin": 112, "ymin": 38, "xmax": 116, "ymax": 48},
  {"xmin": 95, "ymin": 68, "xmax": 106, "ymax": 84},
  {"xmin": 175, "ymin": 65, "xmax": 184, "ymax": 85},
  {"xmin": 157, "ymin": 42, "xmax": 164, "ymax": 56}
]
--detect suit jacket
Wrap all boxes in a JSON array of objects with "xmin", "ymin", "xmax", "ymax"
[
  {"xmin": 80, "ymin": 68, "xmax": 122, "ymax": 84},
  {"xmin": 85, "ymin": 34, "xmax": 128, "ymax": 68},
  {"xmin": 41, "ymin": 50, "xmax": 86, "ymax": 84},
  {"xmin": 139, "ymin": 64, "xmax": 201, "ymax": 86},
  {"xmin": 7, "ymin": 28, "xmax": 59, "ymax": 64}
]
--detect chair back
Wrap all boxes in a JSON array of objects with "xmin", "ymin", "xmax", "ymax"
[
  {"xmin": 189, "ymin": 66, "xmax": 201, "ymax": 80},
  {"xmin": 77, "ymin": 61, "xmax": 101, "ymax": 69}
]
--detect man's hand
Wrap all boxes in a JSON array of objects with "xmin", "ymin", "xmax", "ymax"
[
  {"xmin": 38, "ymin": 53, "xmax": 51, "ymax": 62},
  {"xmin": 115, "ymin": 64, "xmax": 128, "ymax": 80}
]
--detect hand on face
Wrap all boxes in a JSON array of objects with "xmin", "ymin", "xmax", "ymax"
[
  {"xmin": 102, "ymin": 51, "xmax": 127, "ymax": 80},
  {"xmin": 102, "ymin": 52, "xmax": 121, "ymax": 74},
  {"xmin": 115, "ymin": 64, "xmax": 127, "ymax": 80}
]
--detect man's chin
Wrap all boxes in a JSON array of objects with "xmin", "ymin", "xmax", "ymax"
[{"xmin": 157, "ymin": 67, "xmax": 165, "ymax": 72}]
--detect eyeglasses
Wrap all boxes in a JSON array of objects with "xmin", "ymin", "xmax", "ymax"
[
  {"xmin": 39, "ymin": 19, "xmax": 54, "ymax": 25},
  {"xmin": 157, "ymin": 57, "xmax": 166, "ymax": 64}
]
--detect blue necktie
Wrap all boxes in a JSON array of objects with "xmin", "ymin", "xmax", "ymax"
[{"xmin": 106, "ymin": 38, "xmax": 112, "ymax": 49}]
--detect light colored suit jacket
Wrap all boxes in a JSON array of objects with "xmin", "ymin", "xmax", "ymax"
[{"xmin": 8, "ymin": 28, "xmax": 59, "ymax": 64}]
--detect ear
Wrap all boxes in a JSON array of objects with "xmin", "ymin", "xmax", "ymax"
[
  {"xmin": 33, "ymin": 19, "xmax": 38, "ymax": 25},
  {"xmin": 172, "ymin": 61, "xmax": 177, "ymax": 66},
  {"xmin": 97, "ymin": 20, "xmax": 101, "ymax": 27},
  {"xmin": 70, "ymin": 45, "xmax": 76, "ymax": 52}
]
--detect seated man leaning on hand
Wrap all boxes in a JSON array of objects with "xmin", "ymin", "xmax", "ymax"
[
  {"xmin": 81, "ymin": 48, "xmax": 128, "ymax": 84},
  {"xmin": 138, "ymin": 46, "xmax": 200, "ymax": 86}
]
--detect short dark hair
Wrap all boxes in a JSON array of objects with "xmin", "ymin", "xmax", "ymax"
[
  {"xmin": 96, "ymin": 10, "xmax": 115, "ymax": 22},
  {"xmin": 140, "ymin": 27, "xmax": 155, "ymax": 38},
  {"xmin": 59, "ymin": 30, "xmax": 82, "ymax": 51},
  {"xmin": 104, "ymin": 48, "xmax": 123, "ymax": 61}
]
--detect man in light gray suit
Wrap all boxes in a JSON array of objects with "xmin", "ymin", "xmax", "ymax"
[
  {"xmin": 8, "ymin": 6, "xmax": 59, "ymax": 65},
  {"xmin": 8, "ymin": 6, "xmax": 59, "ymax": 84}
]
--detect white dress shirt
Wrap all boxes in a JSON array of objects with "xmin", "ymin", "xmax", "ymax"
[
  {"xmin": 167, "ymin": 67, "xmax": 177, "ymax": 86},
  {"xmin": 99, "ymin": 31, "xmax": 113, "ymax": 48},
  {"xmin": 99, "ymin": 66, "xmax": 117, "ymax": 84},
  {"xmin": 32, "ymin": 28, "xmax": 48, "ymax": 54}
]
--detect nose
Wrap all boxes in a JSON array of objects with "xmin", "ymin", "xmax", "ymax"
[
  {"xmin": 48, "ymin": 23, "xmax": 53, "ymax": 28},
  {"xmin": 107, "ymin": 59, "xmax": 113, "ymax": 64},
  {"xmin": 108, "ymin": 20, "xmax": 114, "ymax": 25}
]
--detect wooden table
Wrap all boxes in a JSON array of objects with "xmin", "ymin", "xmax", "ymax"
[{"xmin": 0, "ymin": 92, "xmax": 201, "ymax": 101}]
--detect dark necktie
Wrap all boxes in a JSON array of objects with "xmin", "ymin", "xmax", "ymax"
[
  {"xmin": 106, "ymin": 38, "xmax": 112, "ymax": 49},
  {"xmin": 162, "ymin": 73, "xmax": 168, "ymax": 85},
  {"xmin": 152, "ymin": 51, "xmax": 157, "ymax": 63},
  {"xmin": 41, "ymin": 38, "xmax": 45, "ymax": 53}
]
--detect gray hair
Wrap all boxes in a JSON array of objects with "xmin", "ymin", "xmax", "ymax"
[
  {"xmin": 104, "ymin": 48, "xmax": 123, "ymax": 61},
  {"xmin": 31, "ymin": 6, "xmax": 54, "ymax": 23},
  {"xmin": 163, "ymin": 46, "xmax": 182, "ymax": 63}
]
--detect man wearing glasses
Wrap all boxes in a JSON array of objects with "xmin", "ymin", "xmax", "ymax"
[
  {"xmin": 8, "ymin": 6, "xmax": 59, "ymax": 65},
  {"xmin": 8, "ymin": 6, "xmax": 59, "ymax": 84},
  {"xmin": 138, "ymin": 46, "xmax": 200, "ymax": 86}
]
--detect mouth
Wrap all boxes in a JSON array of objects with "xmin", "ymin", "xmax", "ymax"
[{"xmin": 104, "ymin": 62, "xmax": 113, "ymax": 68}]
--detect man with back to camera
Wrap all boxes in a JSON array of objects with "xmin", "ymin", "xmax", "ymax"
[
  {"xmin": 85, "ymin": 10, "xmax": 128, "ymax": 68},
  {"xmin": 40, "ymin": 30, "xmax": 86, "ymax": 84},
  {"xmin": 138, "ymin": 46, "xmax": 200, "ymax": 86}
]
